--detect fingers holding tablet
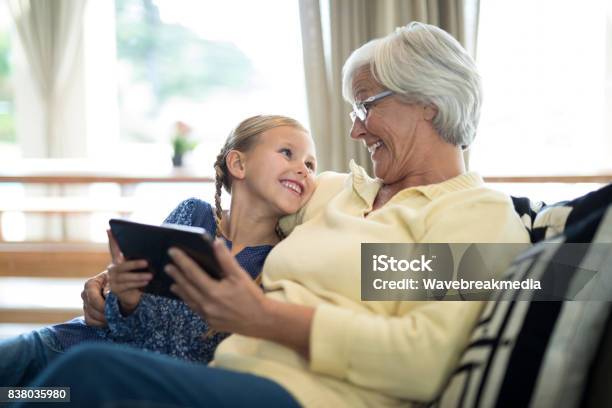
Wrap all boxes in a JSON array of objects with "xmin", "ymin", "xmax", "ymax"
[
  {"xmin": 106, "ymin": 229, "xmax": 125, "ymax": 264},
  {"xmin": 107, "ymin": 259, "xmax": 153, "ymax": 316}
]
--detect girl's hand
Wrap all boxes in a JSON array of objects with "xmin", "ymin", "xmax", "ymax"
[
  {"xmin": 165, "ymin": 239, "xmax": 271, "ymax": 337},
  {"xmin": 106, "ymin": 230, "xmax": 153, "ymax": 316}
]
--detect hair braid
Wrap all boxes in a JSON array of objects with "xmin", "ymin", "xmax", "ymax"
[{"xmin": 213, "ymin": 151, "xmax": 227, "ymax": 239}]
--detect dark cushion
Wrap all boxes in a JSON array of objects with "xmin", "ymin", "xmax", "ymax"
[
  {"xmin": 582, "ymin": 310, "xmax": 612, "ymax": 407},
  {"xmin": 433, "ymin": 204, "xmax": 612, "ymax": 408},
  {"xmin": 511, "ymin": 183, "xmax": 612, "ymax": 243},
  {"xmin": 510, "ymin": 195, "xmax": 543, "ymax": 234}
]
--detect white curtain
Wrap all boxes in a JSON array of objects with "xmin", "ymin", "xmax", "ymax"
[
  {"xmin": 299, "ymin": 0, "xmax": 480, "ymax": 173},
  {"xmin": 9, "ymin": 0, "xmax": 87, "ymax": 158},
  {"xmin": 9, "ymin": 0, "xmax": 88, "ymax": 241}
]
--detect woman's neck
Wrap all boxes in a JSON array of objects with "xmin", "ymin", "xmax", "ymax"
[
  {"xmin": 372, "ymin": 142, "xmax": 466, "ymax": 211},
  {"xmin": 221, "ymin": 192, "xmax": 280, "ymax": 255}
]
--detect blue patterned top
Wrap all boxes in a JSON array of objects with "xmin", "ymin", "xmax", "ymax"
[{"xmin": 47, "ymin": 198, "xmax": 273, "ymax": 364}]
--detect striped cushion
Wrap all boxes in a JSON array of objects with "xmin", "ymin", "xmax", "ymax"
[
  {"xmin": 511, "ymin": 184, "xmax": 612, "ymax": 243},
  {"xmin": 433, "ymin": 205, "xmax": 612, "ymax": 408}
]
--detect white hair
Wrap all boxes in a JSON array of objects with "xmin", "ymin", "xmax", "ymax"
[{"xmin": 342, "ymin": 22, "xmax": 482, "ymax": 148}]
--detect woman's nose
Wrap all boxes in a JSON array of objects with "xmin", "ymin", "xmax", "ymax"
[{"xmin": 350, "ymin": 118, "xmax": 366, "ymax": 140}]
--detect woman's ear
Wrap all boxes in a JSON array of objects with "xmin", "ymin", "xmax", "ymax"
[
  {"xmin": 225, "ymin": 150, "xmax": 246, "ymax": 180},
  {"xmin": 423, "ymin": 104, "xmax": 438, "ymax": 121}
]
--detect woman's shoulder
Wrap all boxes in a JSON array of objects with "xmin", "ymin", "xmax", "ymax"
[
  {"xmin": 308, "ymin": 170, "xmax": 355, "ymax": 214},
  {"xmin": 307, "ymin": 160, "xmax": 375, "ymax": 203},
  {"xmin": 422, "ymin": 177, "xmax": 530, "ymax": 243},
  {"xmin": 314, "ymin": 170, "xmax": 351, "ymax": 197},
  {"xmin": 279, "ymin": 171, "xmax": 350, "ymax": 235},
  {"xmin": 418, "ymin": 172, "xmax": 511, "ymax": 205}
]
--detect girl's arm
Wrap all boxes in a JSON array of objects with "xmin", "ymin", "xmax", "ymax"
[
  {"xmin": 104, "ymin": 198, "xmax": 221, "ymax": 362},
  {"xmin": 104, "ymin": 292, "xmax": 223, "ymax": 363}
]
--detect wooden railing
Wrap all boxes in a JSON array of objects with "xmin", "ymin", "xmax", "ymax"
[
  {"xmin": 0, "ymin": 242, "xmax": 110, "ymax": 324},
  {"xmin": 0, "ymin": 242, "xmax": 110, "ymax": 278},
  {"xmin": 0, "ymin": 159, "xmax": 215, "ymax": 242}
]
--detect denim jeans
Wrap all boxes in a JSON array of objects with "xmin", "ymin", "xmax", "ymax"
[
  {"xmin": 0, "ymin": 328, "xmax": 63, "ymax": 387},
  {"xmin": 17, "ymin": 342, "xmax": 301, "ymax": 408}
]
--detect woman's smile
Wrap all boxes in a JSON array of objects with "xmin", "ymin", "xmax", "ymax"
[
  {"xmin": 367, "ymin": 140, "xmax": 384, "ymax": 155},
  {"xmin": 367, "ymin": 140, "xmax": 386, "ymax": 161}
]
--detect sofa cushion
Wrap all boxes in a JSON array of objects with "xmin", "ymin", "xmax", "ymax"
[
  {"xmin": 510, "ymin": 195, "xmax": 544, "ymax": 234},
  {"xmin": 529, "ymin": 183, "xmax": 612, "ymax": 242},
  {"xmin": 432, "ymin": 204, "xmax": 612, "ymax": 408},
  {"xmin": 581, "ymin": 310, "xmax": 612, "ymax": 407}
]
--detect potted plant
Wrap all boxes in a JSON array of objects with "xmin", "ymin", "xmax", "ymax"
[{"xmin": 171, "ymin": 121, "xmax": 197, "ymax": 167}]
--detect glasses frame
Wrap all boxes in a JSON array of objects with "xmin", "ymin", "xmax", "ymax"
[{"xmin": 349, "ymin": 90, "xmax": 394, "ymax": 123}]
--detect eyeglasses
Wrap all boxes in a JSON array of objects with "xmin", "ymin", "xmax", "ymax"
[{"xmin": 349, "ymin": 90, "xmax": 394, "ymax": 123}]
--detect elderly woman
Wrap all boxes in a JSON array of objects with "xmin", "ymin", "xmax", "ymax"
[{"xmin": 20, "ymin": 22, "xmax": 529, "ymax": 407}]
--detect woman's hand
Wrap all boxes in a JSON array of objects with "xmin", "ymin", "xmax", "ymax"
[
  {"xmin": 106, "ymin": 230, "xmax": 152, "ymax": 316},
  {"xmin": 166, "ymin": 239, "xmax": 315, "ymax": 358},
  {"xmin": 81, "ymin": 270, "xmax": 110, "ymax": 327},
  {"xmin": 165, "ymin": 240, "xmax": 270, "ymax": 337}
]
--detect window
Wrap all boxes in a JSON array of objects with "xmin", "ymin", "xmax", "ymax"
[
  {"xmin": 473, "ymin": 0, "xmax": 611, "ymax": 175},
  {"xmin": 112, "ymin": 0, "xmax": 308, "ymax": 171},
  {"xmin": 0, "ymin": 0, "xmax": 16, "ymax": 157},
  {"xmin": 471, "ymin": 0, "xmax": 612, "ymax": 202},
  {"xmin": 84, "ymin": 0, "xmax": 308, "ymax": 240}
]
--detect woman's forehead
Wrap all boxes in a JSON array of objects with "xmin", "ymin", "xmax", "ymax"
[{"xmin": 351, "ymin": 68, "xmax": 381, "ymax": 99}]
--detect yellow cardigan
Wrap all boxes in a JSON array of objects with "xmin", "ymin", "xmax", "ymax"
[{"xmin": 212, "ymin": 161, "xmax": 530, "ymax": 407}]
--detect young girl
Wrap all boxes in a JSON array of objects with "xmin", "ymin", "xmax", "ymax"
[{"xmin": 0, "ymin": 115, "xmax": 317, "ymax": 386}]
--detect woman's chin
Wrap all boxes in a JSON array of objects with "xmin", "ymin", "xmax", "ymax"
[{"xmin": 372, "ymin": 161, "xmax": 388, "ymax": 180}]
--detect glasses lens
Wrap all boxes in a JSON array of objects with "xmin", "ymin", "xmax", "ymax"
[
  {"xmin": 357, "ymin": 106, "xmax": 367, "ymax": 121},
  {"xmin": 350, "ymin": 102, "xmax": 368, "ymax": 123}
]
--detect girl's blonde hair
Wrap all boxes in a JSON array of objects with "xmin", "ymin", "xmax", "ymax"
[{"xmin": 213, "ymin": 114, "xmax": 307, "ymax": 239}]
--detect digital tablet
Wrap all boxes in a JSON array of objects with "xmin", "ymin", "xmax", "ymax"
[{"xmin": 109, "ymin": 218, "xmax": 223, "ymax": 299}]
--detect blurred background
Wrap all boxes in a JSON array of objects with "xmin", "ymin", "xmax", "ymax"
[
  {"xmin": 0, "ymin": 0, "xmax": 611, "ymax": 336},
  {"xmin": 0, "ymin": 0, "xmax": 308, "ymax": 242}
]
